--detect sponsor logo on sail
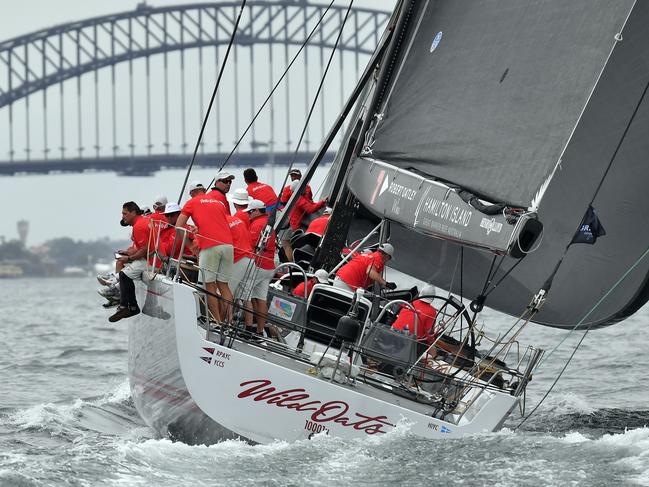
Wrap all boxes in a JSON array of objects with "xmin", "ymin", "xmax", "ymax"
[
  {"xmin": 480, "ymin": 217, "xmax": 503, "ymax": 235},
  {"xmin": 237, "ymin": 379, "xmax": 395, "ymax": 435},
  {"xmin": 419, "ymin": 196, "xmax": 472, "ymax": 227},
  {"xmin": 384, "ymin": 181, "xmax": 417, "ymax": 201},
  {"xmin": 430, "ymin": 31, "xmax": 443, "ymax": 53}
]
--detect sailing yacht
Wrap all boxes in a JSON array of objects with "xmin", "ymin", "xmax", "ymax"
[{"xmin": 127, "ymin": 0, "xmax": 649, "ymax": 444}]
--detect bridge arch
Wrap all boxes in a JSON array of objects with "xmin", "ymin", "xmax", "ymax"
[{"xmin": 0, "ymin": 1, "xmax": 390, "ymax": 108}]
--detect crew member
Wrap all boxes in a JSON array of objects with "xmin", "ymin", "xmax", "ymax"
[
  {"xmin": 227, "ymin": 209, "xmax": 255, "ymax": 331},
  {"xmin": 293, "ymin": 269, "xmax": 329, "ymax": 299},
  {"xmin": 333, "ymin": 243, "xmax": 397, "ymax": 292},
  {"xmin": 188, "ymin": 181, "xmax": 205, "ymax": 199},
  {"xmin": 176, "ymin": 184, "xmax": 234, "ymax": 324},
  {"xmin": 392, "ymin": 284, "xmax": 439, "ymax": 343},
  {"xmin": 244, "ymin": 168, "xmax": 279, "ymax": 211},
  {"xmin": 108, "ymin": 201, "xmax": 151, "ymax": 322},
  {"xmin": 159, "ymin": 202, "xmax": 196, "ymax": 259},
  {"xmin": 206, "ymin": 171, "xmax": 234, "ymax": 215},
  {"xmin": 283, "ymin": 179, "xmax": 327, "ymax": 261},
  {"xmin": 148, "ymin": 195, "xmax": 168, "ymax": 224},
  {"xmin": 247, "ymin": 199, "xmax": 277, "ymax": 339},
  {"xmin": 280, "ymin": 168, "xmax": 303, "ymax": 205},
  {"xmin": 228, "ymin": 188, "xmax": 252, "ymax": 228},
  {"xmin": 305, "ymin": 207, "xmax": 332, "ymax": 236}
]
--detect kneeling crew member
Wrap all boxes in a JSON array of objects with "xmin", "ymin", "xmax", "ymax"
[{"xmin": 333, "ymin": 243, "xmax": 397, "ymax": 292}]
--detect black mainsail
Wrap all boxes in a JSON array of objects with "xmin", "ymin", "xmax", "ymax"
[{"xmin": 341, "ymin": 0, "xmax": 649, "ymax": 328}]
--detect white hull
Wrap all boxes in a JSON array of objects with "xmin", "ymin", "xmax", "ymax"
[{"xmin": 129, "ymin": 276, "xmax": 520, "ymax": 444}]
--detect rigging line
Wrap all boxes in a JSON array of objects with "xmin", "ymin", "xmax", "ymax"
[
  {"xmin": 538, "ymin": 242, "xmax": 649, "ymax": 368},
  {"xmin": 177, "ymin": 0, "xmax": 248, "ymax": 203},
  {"xmin": 515, "ymin": 329, "xmax": 589, "ymax": 431},
  {"xmin": 269, "ymin": 0, "xmax": 356, "ymax": 225},
  {"xmin": 590, "ymin": 78, "xmax": 649, "ymax": 204},
  {"xmin": 484, "ymin": 258, "xmax": 525, "ymax": 298},
  {"xmin": 215, "ymin": 0, "xmax": 337, "ymax": 177}
]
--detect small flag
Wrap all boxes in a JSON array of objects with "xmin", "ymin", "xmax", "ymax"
[{"xmin": 571, "ymin": 205, "xmax": 606, "ymax": 245}]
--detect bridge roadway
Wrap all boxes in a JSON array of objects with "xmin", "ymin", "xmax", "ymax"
[{"xmin": 0, "ymin": 151, "xmax": 335, "ymax": 176}]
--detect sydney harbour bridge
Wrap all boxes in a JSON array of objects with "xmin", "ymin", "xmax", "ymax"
[{"xmin": 0, "ymin": 1, "xmax": 389, "ymax": 176}]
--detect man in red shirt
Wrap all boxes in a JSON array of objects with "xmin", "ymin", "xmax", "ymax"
[
  {"xmin": 228, "ymin": 188, "xmax": 252, "ymax": 228},
  {"xmin": 206, "ymin": 171, "xmax": 234, "ymax": 215},
  {"xmin": 333, "ymin": 243, "xmax": 397, "ymax": 292},
  {"xmin": 282, "ymin": 179, "xmax": 326, "ymax": 261},
  {"xmin": 176, "ymin": 185, "xmax": 234, "ymax": 324},
  {"xmin": 159, "ymin": 202, "xmax": 196, "ymax": 260},
  {"xmin": 244, "ymin": 168, "xmax": 279, "ymax": 211},
  {"xmin": 148, "ymin": 195, "xmax": 168, "ymax": 224},
  {"xmin": 279, "ymin": 168, "xmax": 303, "ymax": 205},
  {"xmin": 305, "ymin": 207, "xmax": 332, "ymax": 236},
  {"xmin": 392, "ymin": 284, "xmax": 439, "ymax": 344},
  {"xmin": 109, "ymin": 201, "xmax": 152, "ymax": 322},
  {"xmin": 246, "ymin": 199, "xmax": 277, "ymax": 338},
  {"xmin": 227, "ymin": 211, "xmax": 255, "ymax": 332},
  {"xmin": 293, "ymin": 269, "xmax": 329, "ymax": 299},
  {"xmin": 188, "ymin": 181, "xmax": 205, "ymax": 198}
]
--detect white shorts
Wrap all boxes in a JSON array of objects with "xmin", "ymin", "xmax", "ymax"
[
  {"xmin": 251, "ymin": 267, "xmax": 275, "ymax": 300},
  {"xmin": 122, "ymin": 259, "xmax": 147, "ymax": 281},
  {"xmin": 199, "ymin": 244, "xmax": 234, "ymax": 283},
  {"xmin": 333, "ymin": 276, "xmax": 353, "ymax": 292},
  {"xmin": 229, "ymin": 257, "xmax": 254, "ymax": 300}
]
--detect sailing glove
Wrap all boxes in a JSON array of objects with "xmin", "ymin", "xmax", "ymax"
[{"xmin": 385, "ymin": 282, "xmax": 397, "ymax": 290}]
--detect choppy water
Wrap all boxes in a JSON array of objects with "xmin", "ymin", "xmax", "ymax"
[{"xmin": 2, "ymin": 277, "xmax": 649, "ymax": 486}]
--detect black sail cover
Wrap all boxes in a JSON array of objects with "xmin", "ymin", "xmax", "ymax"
[{"xmin": 344, "ymin": 0, "xmax": 649, "ymax": 328}]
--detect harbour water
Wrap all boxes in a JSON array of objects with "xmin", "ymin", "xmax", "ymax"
[{"xmin": 2, "ymin": 277, "xmax": 649, "ymax": 486}]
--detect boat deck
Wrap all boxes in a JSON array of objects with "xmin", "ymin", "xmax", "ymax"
[{"xmin": 196, "ymin": 322, "xmax": 497, "ymax": 422}]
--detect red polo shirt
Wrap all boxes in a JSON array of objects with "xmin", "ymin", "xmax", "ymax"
[
  {"xmin": 159, "ymin": 223, "xmax": 195, "ymax": 259},
  {"xmin": 131, "ymin": 215, "xmax": 151, "ymax": 252},
  {"xmin": 205, "ymin": 188, "xmax": 231, "ymax": 215},
  {"xmin": 293, "ymin": 278, "xmax": 316, "ymax": 299},
  {"xmin": 289, "ymin": 196, "xmax": 326, "ymax": 230},
  {"xmin": 249, "ymin": 215, "xmax": 276, "ymax": 270},
  {"xmin": 392, "ymin": 300, "xmax": 438, "ymax": 343},
  {"xmin": 181, "ymin": 194, "xmax": 233, "ymax": 249},
  {"xmin": 247, "ymin": 181, "xmax": 278, "ymax": 207},
  {"xmin": 306, "ymin": 214, "xmax": 330, "ymax": 236},
  {"xmin": 335, "ymin": 251, "xmax": 385, "ymax": 291},
  {"xmin": 234, "ymin": 209, "xmax": 250, "ymax": 229},
  {"xmin": 228, "ymin": 215, "xmax": 253, "ymax": 263}
]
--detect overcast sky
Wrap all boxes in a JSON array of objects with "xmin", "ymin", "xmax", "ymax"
[{"xmin": 0, "ymin": 0, "xmax": 396, "ymax": 246}]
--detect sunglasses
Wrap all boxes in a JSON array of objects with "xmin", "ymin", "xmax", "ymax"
[{"xmin": 219, "ymin": 179, "xmax": 232, "ymax": 184}]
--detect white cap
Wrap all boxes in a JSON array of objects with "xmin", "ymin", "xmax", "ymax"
[
  {"xmin": 244, "ymin": 199, "xmax": 265, "ymax": 212},
  {"xmin": 378, "ymin": 243, "xmax": 394, "ymax": 257},
  {"xmin": 314, "ymin": 269, "xmax": 329, "ymax": 283},
  {"xmin": 215, "ymin": 171, "xmax": 235, "ymax": 182},
  {"xmin": 323, "ymin": 207, "xmax": 333, "ymax": 215},
  {"xmin": 153, "ymin": 195, "xmax": 168, "ymax": 208},
  {"xmin": 228, "ymin": 188, "xmax": 252, "ymax": 206},
  {"xmin": 188, "ymin": 181, "xmax": 205, "ymax": 193},
  {"xmin": 289, "ymin": 179, "xmax": 300, "ymax": 192},
  {"xmin": 164, "ymin": 202, "xmax": 182, "ymax": 214},
  {"xmin": 419, "ymin": 284, "xmax": 437, "ymax": 304},
  {"xmin": 141, "ymin": 206, "xmax": 151, "ymax": 215}
]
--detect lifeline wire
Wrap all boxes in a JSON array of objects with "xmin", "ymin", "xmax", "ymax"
[
  {"xmin": 217, "ymin": 0, "xmax": 338, "ymax": 174},
  {"xmin": 236, "ymin": 0, "xmax": 356, "ymax": 308},
  {"xmin": 269, "ymin": 0, "xmax": 356, "ymax": 222},
  {"xmin": 177, "ymin": 0, "xmax": 248, "ymax": 202}
]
